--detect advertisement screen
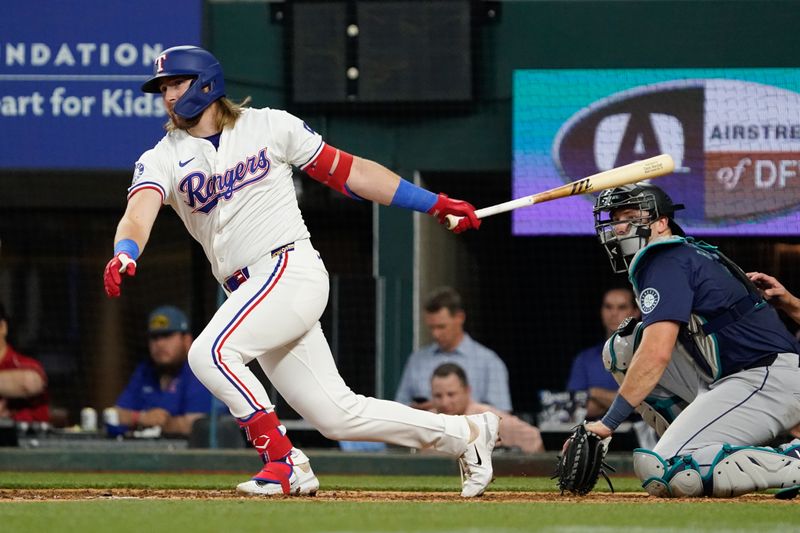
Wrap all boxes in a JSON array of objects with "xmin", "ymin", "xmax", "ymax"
[
  {"xmin": 0, "ymin": 0, "xmax": 202, "ymax": 170},
  {"xmin": 513, "ymin": 69, "xmax": 800, "ymax": 236}
]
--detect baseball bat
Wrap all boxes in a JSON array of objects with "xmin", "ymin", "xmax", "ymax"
[{"xmin": 444, "ymin": 154, "xmax": 675, "ymax": 230}]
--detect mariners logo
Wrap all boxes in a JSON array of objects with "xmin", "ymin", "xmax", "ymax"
[{"xmin": 639, "ymin": 288, "xmax": 660, "ymax": 314}]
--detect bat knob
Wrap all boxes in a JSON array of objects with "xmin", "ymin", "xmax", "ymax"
[{"xmin": 444, "ymin": 214, "xmax": 462, "ymax": 231}]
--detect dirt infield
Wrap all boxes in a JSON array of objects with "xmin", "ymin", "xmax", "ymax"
[{"xmin": 0, "ymin": 489, "xmax": 791, "ymax": 503}]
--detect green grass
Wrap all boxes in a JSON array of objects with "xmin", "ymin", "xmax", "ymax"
[
  {"xmin": 1, "ymin": 473, "xmax": 798, "ymax": 533},
  {"xmin": 1, "ymin": 500, "xmax": 798, "ymax": 533}
]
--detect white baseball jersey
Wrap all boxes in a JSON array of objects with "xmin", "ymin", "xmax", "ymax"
[{"xmin": 128, "ymin": 107, "xmax": 323, "ymax": 283}]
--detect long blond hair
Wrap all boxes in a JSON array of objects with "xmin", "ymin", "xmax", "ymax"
[{"xmin": 165, "ymin": 96, "xmax": 252, "ymax": 132}]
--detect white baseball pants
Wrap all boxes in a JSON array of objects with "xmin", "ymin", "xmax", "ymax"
[{"xmin": 187, "ymin": 239, "xmax": 470, "ymax": 456}]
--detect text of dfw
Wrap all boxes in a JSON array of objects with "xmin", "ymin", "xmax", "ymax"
[{"xmin": 717, "ymin": 157, "xmax": 800, "ymax": 190}]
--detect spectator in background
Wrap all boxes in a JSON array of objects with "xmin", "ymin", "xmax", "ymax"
[
  {"xmin": 0, "ymin": 302, "xmax": 49, "ymax": 424},
  {"xmin": 567, "ymin": 286, "xmax": 640, "ymax": 419},
  {"xmin": 106, "ymin": 305, "xmax": 215, "ymax": 436},
  {"xmin": 395, "ymin": 287, "xmax": 511, "ymax": 412},
  {"xmin": 431, "ymin": 363, "xmax": 544, "ymax": 453}
]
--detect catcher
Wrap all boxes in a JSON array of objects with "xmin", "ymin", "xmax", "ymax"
[{"xmin": 560, "ymin": 183, "xmax": 800, "ymax": 498}]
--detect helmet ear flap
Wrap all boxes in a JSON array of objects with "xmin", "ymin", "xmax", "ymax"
[{"xmin": 173, "ymin": 63, "xmax": 225, "ymax": 119}]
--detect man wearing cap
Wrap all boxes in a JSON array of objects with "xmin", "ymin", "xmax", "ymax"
[{"xmin": 109, "ymin": 306, "xmax": 214, "ymax": 436}]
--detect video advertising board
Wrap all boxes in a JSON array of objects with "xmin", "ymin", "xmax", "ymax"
[
  {"xmin": 0, "ymin": 0, "xmax": 201, "ymax": 170},
  {"xmin": 513, "ymin": 69, "xmax": 800, "ymax": 236}
]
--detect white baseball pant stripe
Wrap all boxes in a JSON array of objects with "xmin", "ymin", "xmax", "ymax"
[{"xmin": 187, "ymin": 239, "xmax": 471, "ymax": 456}]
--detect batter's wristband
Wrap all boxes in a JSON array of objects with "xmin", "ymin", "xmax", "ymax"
[
  {"xmin": 390, "ymin": 179, "xmax": 438, "ymax": 213},
  {"xmin": 601, "ymin": 395, "xmax": 634, "ymax": 431},
  {"xmin": 114, "ymin": 239, "xmax": 140, "ymax": 260}
]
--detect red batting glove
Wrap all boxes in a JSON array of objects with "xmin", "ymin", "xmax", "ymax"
[
  {"xmin": 103, "ymin": 253, "xmax": 137, "ymax": 298},
  {"xmin": 427, "ymin": 193, "xmax": 481, "ymax": 234}
]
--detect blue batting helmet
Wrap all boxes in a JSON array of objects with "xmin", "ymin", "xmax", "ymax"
[{"xmin": 141, "ymin": 45, "xmax": 225, "ymax": 119}]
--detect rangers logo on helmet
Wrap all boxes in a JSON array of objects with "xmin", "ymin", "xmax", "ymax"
[{"xmin": 155, "ymin": 53, "xmax": 167, "ymax": 73}]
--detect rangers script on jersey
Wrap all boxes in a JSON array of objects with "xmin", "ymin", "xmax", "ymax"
[{"xmin": 128, "ymin": 107, "xmax": 323, "ymax": 282}]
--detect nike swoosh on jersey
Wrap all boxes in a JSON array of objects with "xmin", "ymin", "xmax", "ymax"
[{"xmin": 179, "ymin": 157, "xmax": 195, "ymax": 167}]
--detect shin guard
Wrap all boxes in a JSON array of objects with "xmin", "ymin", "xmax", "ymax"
[
  {"xmin": 240, "ymin": 411, "xmax": 295, "ymax": 493},
  {"xmin": 711, "ymin": 445, "xmax": 800, "ymax": 498},
  {"xmin": 240, "ymin": 410, "xmax": 294, "ymax": 463},
  {"xmin": 633, "ymin": 449, "xmax": 704, "ymax": 497}
]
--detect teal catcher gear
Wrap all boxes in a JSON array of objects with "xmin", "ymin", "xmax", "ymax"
[{"xmin": 634, "ymin": 445, "xmax": 800, "ymax": 498}]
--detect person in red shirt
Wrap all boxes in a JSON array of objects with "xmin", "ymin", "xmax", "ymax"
[{"xmin": 0, "ymin": 302, "xmax": 49, "ymax": 423}]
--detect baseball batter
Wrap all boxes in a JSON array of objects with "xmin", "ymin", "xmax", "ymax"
[
  {"xmin": 102, "ymin": 46, "xmax": 499, "ymax": 497},
  {"xmin": 587, "ymin": 183, "xmax": 800, "ymax": 498}
]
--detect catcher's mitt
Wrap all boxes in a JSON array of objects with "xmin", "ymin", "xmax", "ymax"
[{"xmin": 552, "ymin": 423, "xmax": 615, "ymax": 495}]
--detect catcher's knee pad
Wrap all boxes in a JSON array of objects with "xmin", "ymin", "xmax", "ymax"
[
  {"xmin": 710, "ymin": 444, "xmax": 800, "ymax": 498},
  {"xmin": 602, "ymin": 317, "xmax": 643, "ymax": 385},
  {"xmin": 636, "ymin": 395, "xmax": 684, "ymax": 437},
  {"xmin": 633, "ymin": 449, "xmax": 704, "ymax": 497}
]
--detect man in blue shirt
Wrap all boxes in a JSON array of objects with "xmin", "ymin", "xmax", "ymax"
[
  {"xmin": 109, "ymin": 305, "xmax": 215, "ymax": 436},
  {"xmin": 567, "ymin": 286, "xmax": 639, "ymax": 419},
  {"xmin": 586, "ymin": 182, "xmax": 800, "ymax": 499},
  {"xmin": 395, "ymin": 287, "xmax": 511, "ymax": 412}
]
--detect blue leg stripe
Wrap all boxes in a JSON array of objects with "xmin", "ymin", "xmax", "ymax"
[{"xmin": 211, "ymin": 254, "xmax": 286, "ymax": 412}]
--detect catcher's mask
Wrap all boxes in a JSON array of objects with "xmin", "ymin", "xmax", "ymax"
[
  {"xmin": 141, "ymin": 45, "xmax": 225, "ymax": 119},
  {"xmin": 594, "ymin": 183, "xmax": 685, "ymax": 273}
]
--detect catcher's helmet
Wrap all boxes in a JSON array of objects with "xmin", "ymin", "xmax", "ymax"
[
  {"xmin": 141, "ymin": 45, "xmax": 225, "ymax": 119},
  {"xmin": 595, "ymin": 183, "xmax": 683, "ymax": 226},
  {"xmin": 593, "ymin": 183, "xmax": 685, "ymax": 273}
]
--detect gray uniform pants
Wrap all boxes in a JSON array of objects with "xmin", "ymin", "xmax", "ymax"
[{"xmin": 651, "ymin": 351, "xmax": 800, "ymax": 474}]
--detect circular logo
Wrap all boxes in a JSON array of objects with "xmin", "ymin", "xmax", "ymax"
[
  {"xmin": 639, "ymin": 288, "xmax": 660, "ymax": 314},
  {"xmin": 133, "ymin": 161, "xmax": 145, "ymax": 183}
]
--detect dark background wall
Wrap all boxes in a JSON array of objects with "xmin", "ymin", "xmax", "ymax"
[
  {"xmin": 2, "ymin": 1, "xmax": 799, "ymax": 421},
  {"xmin": 208, "ymin": 0, "xmax": 800, "ymax": 172}
]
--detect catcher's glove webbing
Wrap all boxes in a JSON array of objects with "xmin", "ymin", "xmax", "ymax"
[{"xmin": 553, "ymin": 423, "xmax": 615, "ymax": 495}]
